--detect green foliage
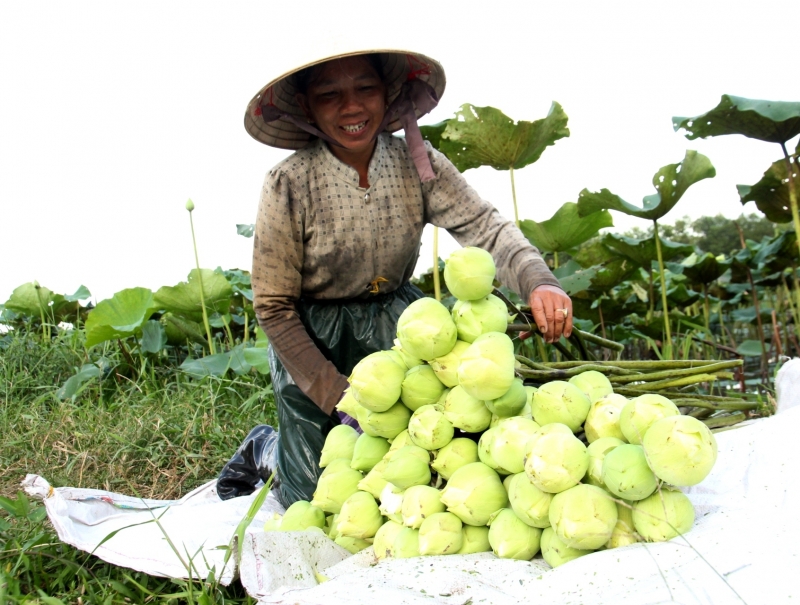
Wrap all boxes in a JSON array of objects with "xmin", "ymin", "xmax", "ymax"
[
  {"xmin": 738, "ymin": 154, "xmax": 800, "ymax": 223},
  {"xmin": 519, "ymin": 203, "xmax": 613, "ymax": 253},
  {"xmin": 84, "ymin": 287, "xmax": 157, "ymax": 348}
]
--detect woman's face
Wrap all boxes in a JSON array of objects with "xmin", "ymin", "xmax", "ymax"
[{"xmin": 296, "ymin": 56, "xmax": 387, "ymax": 167}]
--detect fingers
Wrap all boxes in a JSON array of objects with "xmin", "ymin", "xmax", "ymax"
[{"xmin": 529, "ymin": 286, "xmax": 573, "ymax": 344}]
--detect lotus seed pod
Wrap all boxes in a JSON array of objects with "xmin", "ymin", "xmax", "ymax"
[
  {"xmin": 531, "ymin": 380, "xmax": 591, "ymax": 433},
  {"xmin": 334, "ymin": 536, "xmax": 372, "ymax": 554},
  {"xmin": 348, "ymin": 351, "xmax": 406, "ymax": 412},
  {"xmin": 584, "ymin": 393, "xmax": 629, "ymax": 443},
  {"xmin": 336, "ymin": 491, "xmax": 383, "ymax": 540},
  {"xmin": 490, "ymin": 416, "xmax": 541, "ymax": 474},
  {"xmin": 524, "ymin": 423, "xmax": 589, "ymax": 493},
  {"xmin": 457, "ymin": 332, "xmax": 516, "ymax": 400},
  {"xmin": 439, "ymin": 462, "xmax": 509, "ymax": 526},
  {"xmin": 549, "ymin": 484, "xmax": 618, "ymax": 550},
  {"xmin": 507, "ymin": 472, "xmax": 553, "ymax": 529},
  {"xmin": 430, "ymin": 437, "xmax": 479, "ymax": 480},
  {"xmin": 279, "ymin": 500, "xmax": 326, "ymax": 532},
  {"xmin": 319, "ymin": 424, "xmax": 359, "ymax": 468},
  {"xmin": 418, "ymin": 511, "xmax": 464, "ymax": 556},
  {"xmin": 619, "ymin": 394, "xmax": 680, "ymax": 445},
  {"xmin": 408, "ymin": 404, "xmax": 454, "ymax": 450},
  {"xmin": 632, "ymin": 488, "xmax": 695, "ymax": 542},
  {"xmin": 485, "ymin": 378, "xmax": 527, "ymax": 418},
  {"xmin": 584, "ymin": 436, "xmax": 625, "ymax": 488},
  {"xmin": 606, "ymin": 501, "xmax": 638, "ymax": 549},
  {"xmin": 429, "ymin": 340, "xmax": 471, "ymax": 388},
  {"xmin": 457, "ymin": 525, "xmax": 491, "ymax": 554},
  {"xmin": 568, "ymin": 370, "xmax": 614, "ymax": 404},
  {"xmin": 478, "ymin": 428, "xmax": 512, "ymax": 475},
  {"xmin": 335, "ymin": 389, "xmax": 361, "ymax": 419},
  {"xmin": 311, "ymin": 466, "xmax": 363, "ymax": 514},
  {"xmin": 382, "ymin": 445, "xmax": 431, "ymax": 489},
  {"xmin": 263, "ymin": 512, "xmax": 282, "ymax": 532},
  {"xmin": 361, "ymin": 402, "xmax": 412, "ymax": 439},
  {"xmin": 642, "ymin": 415, "xmax": 718, "ymax": 486},
  {"xmin": 487, "ymin": 508, "xmax": 543, "ymax": 560},
  {"xmin": 396, "ymin": 297, "xmax": 457, "ymax": 361},
  {"xmin": 540, "ymin": 527, "xmax": 594, "ymax": 568},
  {"xmin": 350, "ymin": 433, "xmax": 390, "ymax": 472},
  {"xmin": 442, "ymin": 385, "xmax": 492, "ymax": 433},
  {"xmin": 391, "ymin": 339, "xmax": 423, "ymax": 371},
  {"xmin": 392, "ymin": 527, "xmax": 421, "ymax": 558},
  {"xmin": 443, "ymin": 246, "xmax": 496, "ymax": 301},
  {"xmin": 602, "ymin": 444, "xmax": 658, "ymax": 501},
  {"xmin": 388, "ymin": 429, "xmax": 414, "ymax": 451},
  {"xmin": 373, "ymin": 519, "xmax": 405, "ymax": 560},
  {"xmin": 357, "ymin": 458, "xmax": 388, "ymax": 499},
  {"xmin": 451, "ymin": 294, "xmax": 509, "ymax": 343},
  {"xmin": 400, "ymin": 365, "xmax": 446, "ymax": 411},
  {"xmin": 378, "ymin": 483, "xmax": 404, "ymax": 523},
  {"xmin": 401, "ymin": 485, "xmax": 445, "ymax": 528}
]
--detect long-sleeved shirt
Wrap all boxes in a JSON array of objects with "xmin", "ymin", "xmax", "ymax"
[{"xmin": 252, "ymin": 133, "xmax": 561, "ymax": 414}]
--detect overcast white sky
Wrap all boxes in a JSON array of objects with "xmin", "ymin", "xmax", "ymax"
[{"xmin": 1, "ymin": 1, "xmax": 798, "ymax": 304}]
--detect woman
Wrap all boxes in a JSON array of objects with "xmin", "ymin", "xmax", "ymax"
[{"xmin": 217, "ymin": 47, "xmax": 573, "ymax": 507}]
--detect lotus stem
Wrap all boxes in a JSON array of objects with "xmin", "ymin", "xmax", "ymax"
[
  {"xmin": 674, "ymin": 399, "xmax": 761, "ymax": 412},
  {"xmin": 538, "ymin": 359, "xmax": 733, "ymax": 370},
  {"xmin": 607, "ymin": 360, "xmax": 743, "ymax": 385},
  {"xmin": 509, "ymin": 166, "xmax": 519, "ymax": 227},
  {"xmin": 186, "ymin": 200, "xmax": 216, "ymax": 355},
  {"xmin": 653, "ymin": 219, "xmax": 672, "ymax": 359},
  {"xmin": 703, "ymin": 412, "xmax": 747, "ymax": 430},
  {"xmin": 629, "ymin": 373, "xmax": 722, "ymax": 391},
  {"xmin": 613, "ymin": 387, "xmax": 755, "ymax": 403},
  {"xmin": 433, "ymin": 227, "xmax": 441, "ymax": 302}
]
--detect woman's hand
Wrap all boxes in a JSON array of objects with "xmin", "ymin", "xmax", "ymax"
[{"xmin": 526, "ymin": 284, "xmax": 573, "ymax": 344}]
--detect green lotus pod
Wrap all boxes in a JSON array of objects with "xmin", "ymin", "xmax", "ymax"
[
  {"xmin": 490, "ymin": 416, "xmax": 541, "ymax": 474},
  {"xmin": 335, "ymin": 491, "xmax": 383, "ymax": 540},
  {"xmin": 396, "ymin": 297, "xmax": 458, "ymax": 361},
  {"xmin": 335, "ymin": 389, "xmax": 361, "ymax": 419},
  {"xmin": 429, "ymin": 340, "xmax": 471, "ymax": 387},
  {"xmin": 606, "ymin": 501, "xmax": 639, "ymax": 549},
  {"xmin": 388, "ymin": 429, "xmax": 414, "ymax": 451},
  {"xmin": 263, "ymin": 512, "xmax": 282, "ymax": 532},
  {"xmin": 619, "ymin": 394, "xmax": 680, "ymax": 445},
  {"xmin": 457, "ymin": 525, "xmax": 491, "ymax": 554},
  {"xmin": 568, "ymin": 370, "xmax": 614, "ymax": 404},
  {"xmin": 524, "ymin": 424, "xmax": 589, "ymax": 493},
  {"xmin": 443, "ymin": 246, "xmax": 496, "ymax": 301},
  {"xmin": 348, "ymin": 351, "xmax": 406, "ymax": 412},
  {"xmin": 584, "ymin": 436, "xmax": 625, "ymax": 488},
  {"xmin": 401, "ymin": 485, "xmax": 445, "ymax": 528},
  {"xmin": 311, "ymin": 466, "xmax": 364, "ymax": 514},
  {"xmin": 408, "ymin": 404, "xmax": 454, "ymax": 450},
  {"xmin": 392, "ymin": 339, "xmax": 423, "ymax": 371},
  {"xmin": 279, "ymin": 500, "xmax": 326, "ymax": 532},
  {"xmin": 400, "ymin": 365, "xmax": 446, "ymax": 411},
  {"xmin": 392, "ymin": 527, "xmax": 421, "ymax": 558},
  {"xmin": 487, "ymin": 508, "xmax": 543, "ymax": 560},
  {"xmin": 439, "ymin": 461, "xmax": 509, "ymax": 526},
  {"xmin": 457, "ymin": 332, "xmax": 516, "ymax": 400},
  {"xmin": 602, "ymin": 444, "xmax": 658, "ymax": 501},
  {"xmin": 549, "ymin": 484, "xmax": 618, "ymax": 550},
  {"xmin": 485, "ymin": 378, "xmax": 527, "ymax": 417},
  {"xmin": 326, "ymin": 514, "xmax": 339, "ymax": 539},
  {"xmin": 478, "ymin": 427, "xmax": 512, "ymax": 475},
  {"xmin": 361, "ymin": 402, "xmax": 412, "ymax": 439},
  {"xmin": 319, "ymin": 424, "xmax": 359, "ymax": 468},
  {"xmin": 540, "ymin": 527, "xmax": 594, "ymax": 568},
  {"xmin": 382, "ymin": 445, "xmax": 431, "ymax": 489},
  {"xmin": 442, "ymin": 385, "xmax": 492, "ymax": 433},
  {"xmin": 378, "ymin": 483, "xmax": 404, "ymax": 523},
  {"xmin": 531, "ymin": 380, "xmax": 591, "ymax": 433},
  {"xmin": 430, "ymin": 437, "xmax": 479, "ymax": 480},
  {"xmin": 373, "ymin": 519, "xmax": 405, "ymax": 560},
  {"xmin": 451, "ymin": 294, "xmax": 509, "ymax": 343},
  {"xmin": 350, "ymin": 433, "xmax": 390, "ymax": 472},
  {"xmin": 418, "ymin": 511, "xmax": 464, "ymax": 556},
  {"xmin": 584, "ymin": 393, "xmax": 629, "ymax": 443},
  {"xmin": 632, "ymin": 488, "xmax": 695, "ymax": 542},
  {"xmin": 507, "ymin": 472, "xmax": 553, "ymax": 529},
  {"xmin": 357, "ymin": 458, "xmax": 388, "ymax": 499},
  {"xmin": 642, "ymin": 415, "xmax": 718, "ymax": 486},
  {"xmin": 334, "ymin": 535, "xmax": 372, "ymax": 554}
]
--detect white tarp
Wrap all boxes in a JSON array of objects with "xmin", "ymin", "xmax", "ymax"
[{"xmin": 25, "ymin": 358, "xmax": 800, "ymax": 604}]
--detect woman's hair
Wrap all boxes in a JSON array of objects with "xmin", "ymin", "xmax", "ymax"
[{"xmin": 292, "ymin": 53, "xmax": 386, "ymax": 95}]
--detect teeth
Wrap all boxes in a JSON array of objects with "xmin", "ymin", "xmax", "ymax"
[{"xmin": 342, "ymin": 122, "xmax": 366, "ymax": 133}]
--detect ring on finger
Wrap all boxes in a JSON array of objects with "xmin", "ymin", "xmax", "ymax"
[{"xmin": 556, "ymin": 308, "xmax": 569, "ymax": 318}]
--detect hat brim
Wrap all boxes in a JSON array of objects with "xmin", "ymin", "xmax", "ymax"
[{"xmin": 244, "ymin": 50, "xmax": 446, "ymax": 150}]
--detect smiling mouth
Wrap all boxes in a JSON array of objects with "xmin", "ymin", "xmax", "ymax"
[{"xmin": 341, "ymin": 121, "xmax": 367, "ymax": 134}]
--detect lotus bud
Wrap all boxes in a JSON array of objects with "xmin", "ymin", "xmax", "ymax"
[
  {"xmin": 524, "ymin": 423, "xmax": 589, "ymax": 493},
  {"xmin": 632, "ymin": 487, "xmax": 695, "ymax": 542},
  {"xmin": 487, "ymin": 508, "xmax": 543, "ymax": 560},
  {"xmin": 319, "ymin": 424, "xmax": 359, "ymax": 468},
  {"xmin": 263, "ymin": 512, "xmax": 282, "ymax": 532},
  {"xmin": 442, "ymin": 385, "xmax": 492, "ymax": 433},
  {"xmin": 335, "ymin": 491, "xmax": 383, "ymax": 540},
  {"xmin": 429, "ymin": 340, "xmax": 471, "ymax": 387},
  {"xmin": 522, "ymin": 386, "xmax": 536, "ymax": 417},
  {"xmin": 584, "ymin": 436, "xmax": 625, "ymax": 488},
  {"xmin": 478, "ymin": 428, "xmax": 512, "ymax": 475},
  {"xmin": 378, "ymin": 483, "xmax": 404, "ymax": 523},
  {"xmin": 485, "ymin": 378, "xmax": 527, "ymax": 417},
  {"xmin": 457, "ymin": 332, "xmax": 516, "ymax": 400},
  {"xmin": 619, "ymin": 394, "xmax": 680, "ymax": 445},
  {"xmin": 490, "ymin": 416, "xmax": 541, "ymax": 474},
  {"xmin": 584, "ymin": 393, "xmax": 629, "ymax": 443},
  {"xmin": 311, "ymin": 466, "xmax": 363, "ymax": 514},
  {"xmin": 354, "ymin": 405, "xmax": 381, "ymax": 437},
  {"xmin": 502, "ymin": 473, "xmax": 514, "ymax": 492},
  {"xmin": 279, "ymin": 500, "xmax": 326, "ymax": 532},
  {"xmin": 606, "ymin": 501, "xmax": 638, "ymax": 549},
  {"xmin": 418, "ymin": 511, "xmax": 464, "ymax": 556},
  {"xmin": 357, "ymin": 458, "xmax": 388, "ymax": 500},
  {"xmin": 507, "ymin": 472, "xmax": 553, "ymax": 528},
  {"xmin": 373, "ymin": 519, "xmax": 405, "ymax": 560},
  {"xmin": 383, "ymin": 349, "xmax": 411, "ymax": 372},
  {"xmin": 320, "ymin": 457, "xmax": 356, "ymax": 478},
  {"xmin": 391, "ymin": 339, "xmax": 423, "ymax": 371},
  {"xmin": 443, "ymin": 246, "xmax": 496, "ymax": 301},
  {"xmin": 430, "ymin": 437, "xmax": 479, "ymax": 480},
  {"xmin": 439, "ymin": 462, "xmax": 509, "ymax": 526},
  {"xmin": 457, "ymin": 525, "xmax": 491, "ymax": 554},
  {"xmin": 549, "ymin": 484, "xmax": 618, "ymax": 550},
  {"xmin": 401, "ymin": 485, "xmax": 445, "ymax": 528},
  {"xmin": 382, "ymin": 445, "xmax": 431, "ymax": 489},
  {"xmin": 335, "ymin": 536, "xmax": 372, "ymax": 554},
  {"xmin": 361, "ymin": 402, "xmax": 412, "ymax": 439},
  {"xmin": 350, "ymin": 433, "xmax": 390, "ymax": 472},
  {"xmin": 408, "ymin": 404, "xmax": 454, "ymax": 450},
  {"xmin": 348, "ymin": 351, "xmax": 406, "ymax": 412},
  {"xmin": 326, "ymin": 514, "xmax": 339, "ymax": 539},
  {"xmin": 602, "ymin": 444, "xmax": 657, "ymax": 501},
  {"xmin": 335, "ymin": 389, "xmax": 361, "ymax": 419},
  {"xmin": 392, "ymin": 527, "xmax": 421, "ymax": 558},
  {"xmin": 540, "ymin": 527, "xmax": 594, "ymax": 568},
  {"xmin": 568, "ymin": 370, "xmax": 614, "ymax": 403},
  {"xmin": 396, "ymin": 297, "xmax": 457, "ymax": 361},
  {"xmin": 531, "ymin": 380, "xmax": 591, "ymax": 433},
  {"xmin": 400, "ymin": 365, "xmax": 446, "ymax": 411},
  {"xmin": 642, "ymin": 415, "xmax": 718, "ymax": 486},
  {"xmin": 451, "ymin": 294, "xmax": 509, "ymax": 343},
  {"xmin": 388, "ymin": 429, "xmax": 414, "ymax": 451}
]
